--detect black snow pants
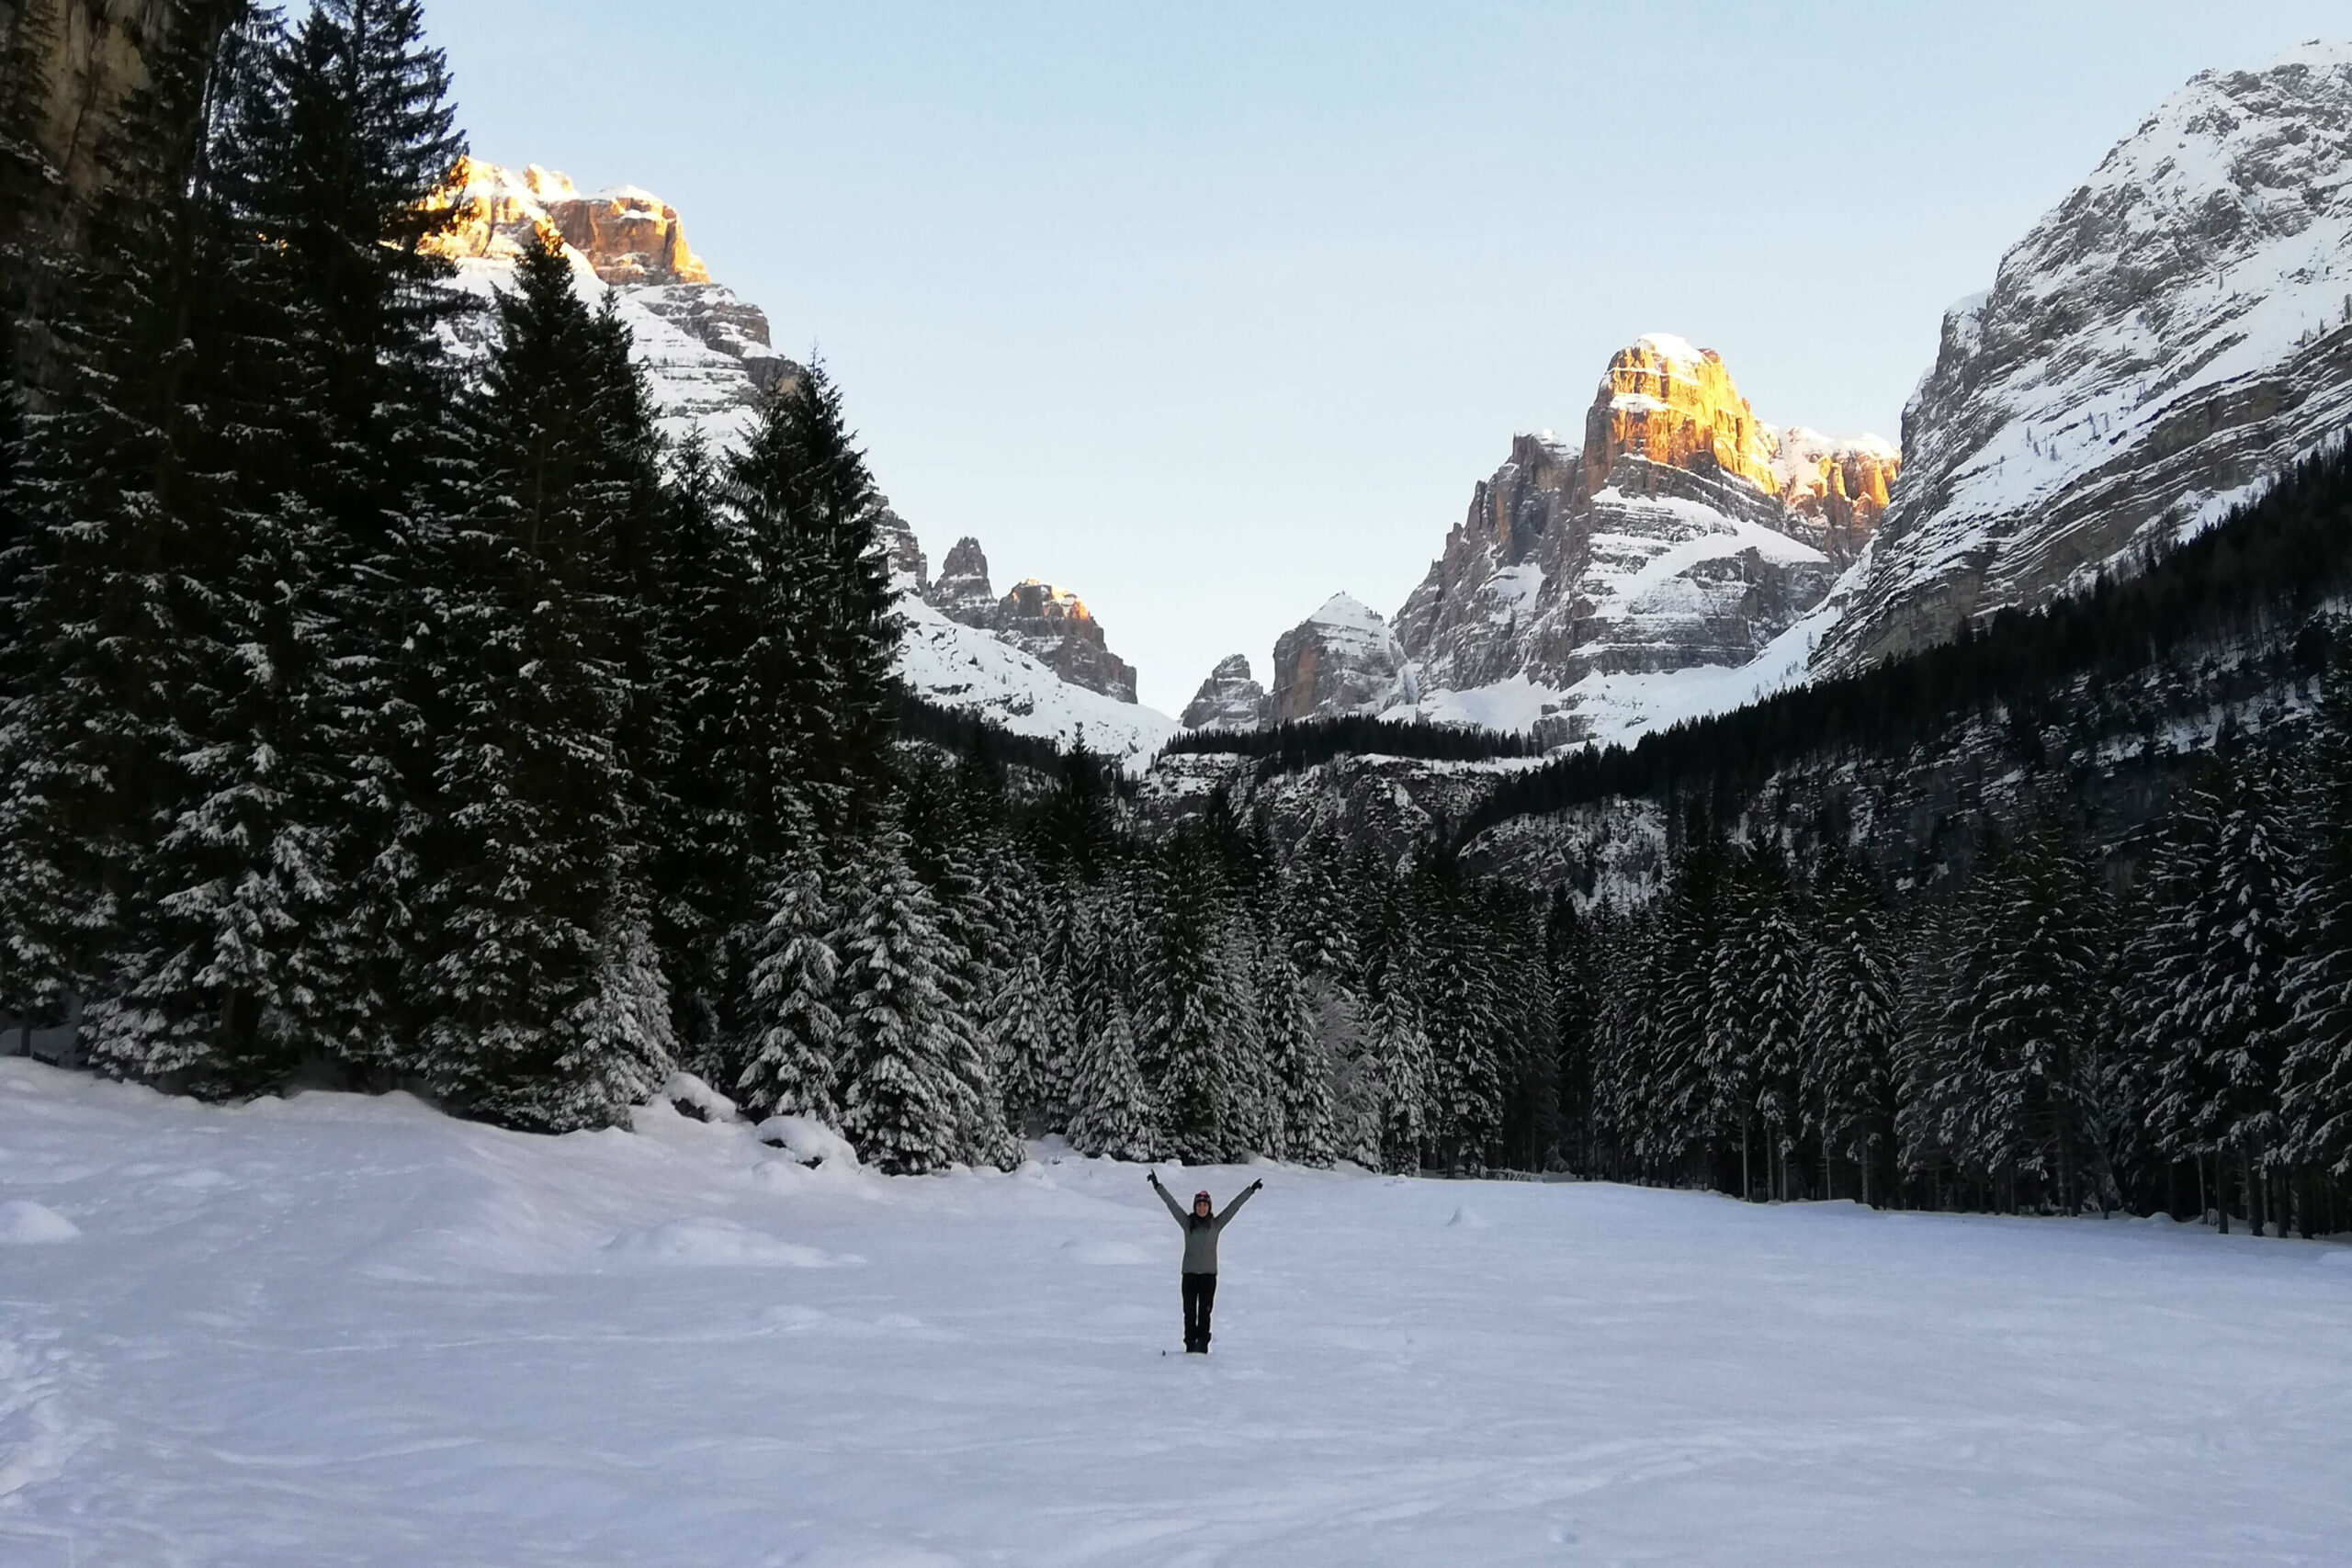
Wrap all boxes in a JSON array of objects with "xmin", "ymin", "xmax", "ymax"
[{"xmin": 1182, "ymin": 1271, "xmax": 1218, "ymax": 1351}]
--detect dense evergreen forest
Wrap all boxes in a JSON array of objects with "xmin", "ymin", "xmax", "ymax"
[{"xmin": 5, "ymin": 0, "xmax": 2351, "ymax": 1236}]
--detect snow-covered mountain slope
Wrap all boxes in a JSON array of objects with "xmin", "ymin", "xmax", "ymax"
[
  {"xmin": 9, "ymin": 1057, "xmax": 2351, "ymax": 1566},
  {"xmin": 1819, "ymin": 39, "xmax": 2352, "ymax": 672},
  {"xmin": 1193, "ymin": 336, "xmax": 1892, "ymax": 746},
  {"xmin": 431, "ymin": 161, "xmax": 1170, "ymax": 759},
  {"xmin": 899, "ymin": 592, "xmax": 1175, "ymax": 768}
]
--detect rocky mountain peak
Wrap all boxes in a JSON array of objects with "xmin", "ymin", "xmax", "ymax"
[
  {"xmin": 1181, "ymin": 655, "xmax": 1268, "ymax": 731},
  {"xmin": 914, "ymin": 553, "xmax": 1139, "ymax": 704},
  {"xmin": 1207, "ymin": 336, "xmax": 1896, "ymax": 746},
  {"xmin": 1267, "ymin": 595, "xmax": 1408, "ymax": 725},
  {"xmin": 432, "ymin": 159, "xmax": 797, "ymax": 452},
  {"xmin": 1584, "ymin": 334, "xmax": 1780, "ymax": 497},
  {"xmin": 994, "ymin": 581, "xmax": 1137, "ymax": 705},
  {"xmin": 929, "ymin": 536, "xmax": 998, "ymax": 626}
]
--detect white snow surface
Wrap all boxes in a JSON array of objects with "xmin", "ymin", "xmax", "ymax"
[{"xmin": 6, "ymin": 1058, "xmax": 2352, "ymax": 1565}]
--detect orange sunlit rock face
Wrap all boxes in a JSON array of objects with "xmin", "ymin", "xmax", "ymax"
[
  {"xmin": 429, "ymin": 160, "xmax": 712, "ymax": 287},
  {"xmin": 1772, "ymin": 427, "xmax": 1902, "ymax": 556},
  {"xmin": 1582, "ymin": 335, "xmax": 1781, "ymax": 499},
  {"xmin": 1575, "ymin": 335, "xmax": 1901, "ymax": 553}
]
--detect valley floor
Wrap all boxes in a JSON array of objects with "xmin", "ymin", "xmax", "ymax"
[{"xmin": 3, "ymin": 1060, "xmax": 2349, "ymax": 1566}]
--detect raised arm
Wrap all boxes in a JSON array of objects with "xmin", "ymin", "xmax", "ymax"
[
  {"xmin": 1216, "ymin": 1179, "xmax": 1263, "ymax": 1227},
  {"xmin": 1148, "ymin": 1173, "xmax": 1189, "ymax": 1225}
]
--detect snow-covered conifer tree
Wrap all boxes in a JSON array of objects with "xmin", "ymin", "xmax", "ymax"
[
  {"xmin": 737, "ymin": 818, "xmax": 842, "ymax": 1122},
  {"xmin": 1067, "ymin": 993, "xmax": 1155, "ymax": 1160},
  {"xmin": 834, "ymin": 824, "xmax": 966, "ymax": 1174},
  {"xmin": 1258, "ymin": 932, "xmax": 1335, "ymax": 1166},
  {"xmin": 2283, "ymin": 643, "xmax": 2352, "ymax": 1187},
  {"xmin": 1802, "ymin": 853, "xmax": 1896, "ymax": 1204},
  {"xmin": 405, "ymin": 229, "xmax": 652, "ymax": 1129},
  {"xmin": 1139, "ymin": 832, "xmax": 1237, "ymax": 1161}
]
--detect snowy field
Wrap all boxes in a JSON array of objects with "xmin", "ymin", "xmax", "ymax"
[{"xmin": 4, "ymin": 1060, "xmax": 2351, "ymax": 1566}]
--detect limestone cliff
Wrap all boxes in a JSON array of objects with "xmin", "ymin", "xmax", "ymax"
[
  {"xmin": 2, "ymin": 0, "xmax": 241, "ymax": 383},
  {"xmin": 1818, "ymin": 40, "xmax": 2352, "ymax": 674},
  {"xmin": 2, "ymin": 0, "xmax": 237, "ymax": 216},
  {"xmin": 1583, "ymin": 336, "xmax": 1781, "ymax": 499},
  {"xmin": 434, "ymin": 161, "xmax": 711, "ymax": 287},
  {"xmin": 1266, "ymin": 595, "xmax": 1408, "ymax": 725}
]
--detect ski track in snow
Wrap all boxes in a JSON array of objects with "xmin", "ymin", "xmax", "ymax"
[{"xmin": 3, "ymin": 1060, "xmax": 2350, "ymax": 1566}]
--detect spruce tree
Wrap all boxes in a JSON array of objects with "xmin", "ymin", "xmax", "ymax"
[
  {"xmin": 194, "ymin": 0, "xmax": 471, "ymax": 1076},
  {"xmin": 737, "ymin": 813, "xmax": 843, "ymax": 1122},
  {"xmin": 1803, "ymin": 852, "xmax": 1896, "ymax": 1204},
  {"xmin": 1139, "ymin": 831, "xmax": 1238, "ymax": 1162},
  {"xmin": 5, "ymin": 17, "xmax": 276, "ymax": 1087},
  {"xmin": 2283, "ymin": 642, "xmax": 2352, "ymax": 1182},
  {"xmin": 644, "ymin": 431, "xmax": 740, "ymax": 1059},
  {"xmin": 1067, "ymin": 992, "xmax": 1155, "ymax": 1160},
  {"xmin": 1258, "ymin": 931, "xmax": 1335, "ymax": 1165},
  {"xmin": 407, "ymin": 228, "xmax": 664, "ymax": 1130},
  {"xmin": 1546, "ymin": 891, "xmax": 1600, "ymax": 1175},
  {"xmin": 1417, "ymin": 863, "xmax": 1508, "ymax": 1169},
  {"xmin": 1953, "ymin": 818, "xmax": 2108, "ymax": 1212},
  {"xmin": 1708, "ymin": 844, "xmax": 1811, "ymax": 1198},
  {"xmin": 834, "ymin": 822, "xmax": 967, "ymax": 1174},
  {"xmin": 1363, "ymin": 962, "xmax": 1434, "ymax": 1175}
]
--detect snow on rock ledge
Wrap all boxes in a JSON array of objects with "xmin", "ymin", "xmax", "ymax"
[{"xmin": 1819, "ymin": 39, "xmax": 2352, "ymax": 672}]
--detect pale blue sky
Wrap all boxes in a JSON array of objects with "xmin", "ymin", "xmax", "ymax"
[{"xmin": 429, "ymin": 3, "xmax": 2346, "ymax": 713}]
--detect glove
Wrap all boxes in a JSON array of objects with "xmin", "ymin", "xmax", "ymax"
[
  {"xmin": 1147, "ymin": 1172, "xmax": 1159, "ymax": 1186},
  {"xmin": 1250, "ymin": 1179, "xmax": 1264, "ymax": 1192}
]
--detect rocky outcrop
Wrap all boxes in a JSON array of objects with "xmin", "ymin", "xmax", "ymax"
[
  {"xmin": 431, "ymin": 161, "xmax": 798, "ymax": 446},
  {"xmin": 2, "ymin": 0, "xmax": 241, "ymax": 385},
  {"xmin": 1268, "ymin": 595, "xmax": 1408, "ymax": 724},
  {"xmin": 2, "ymin": 0, "xmax": 237, "ymax": 217},
  {"xmin": 435, "ymin": 162, "xmax": 711, "ymax": 285},
  {"xmin": 914, "ymin": 538, "xmax": 1139, "ymax": 703},
  {"xmin": 928, "ymin": 537, "xmax": 999, "ymax": 626},
  {"xmin": 1770, "ymin": 429, "xmax": 1900, "ymax": 561},
  {"xmin": 1580, "ymin": 336, "xmax": 1895, "ymax": 559},
  {"xmin": 994, "ymin": 581, "xmax": 1138, "ymax": 705},
  {"xmin": 1181, "ymin": 656, "xmax": 1267, "ymax": 731},
  {"xmin": 869, "ymin": 502, "xmax": 928, "ymax": 592},
  {"xmin": 1818, "ymin": 40, "xmax": 2352, "ymax": 673}
]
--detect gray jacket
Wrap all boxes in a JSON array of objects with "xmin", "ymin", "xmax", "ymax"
[{"xmin": 1152, "ymin": 1175, "xmax": 1260, "ymax": 1274}]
